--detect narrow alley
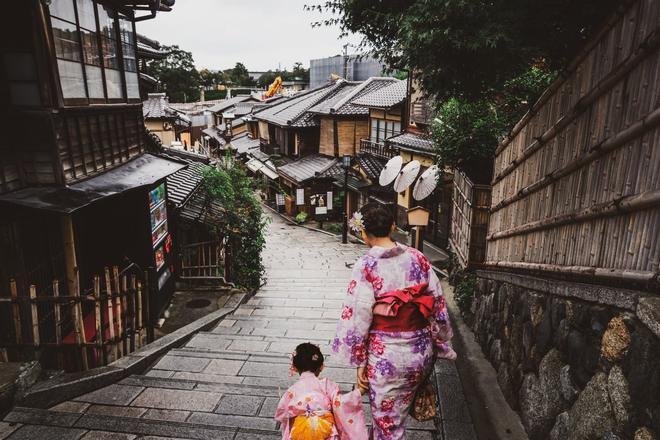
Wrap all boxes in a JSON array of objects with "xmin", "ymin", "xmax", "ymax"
[{"xmin": 1, "ymin": 212, "xmax": 474, "ymax": 440}]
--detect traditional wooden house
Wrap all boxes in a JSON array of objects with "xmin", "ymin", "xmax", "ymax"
[
  {"xmin": 136, "ymin": 33, "xmax": 169, "ymax": 98},
  {"xmin": 143, "ymin": 92, "xmax": 190, "ymax": 147},
  {"xmin": 470, "ymin": 2, "xmax": 660, "ymax": 438},
  {"xmin": 0, "ymin": 0, "xmax": 182, "ymax": 369}
]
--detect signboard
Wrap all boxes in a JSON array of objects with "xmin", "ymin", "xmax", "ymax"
[
  {"xmin": 296, "ymin": 188, "xmax": 305, "ymax": 206},
  {"xmin": 327, "ymin": 191, "xmax": 333, "ymax": 210},
  {"xmin": 149, "ymin": 183, "xmax": 166, "ymax": 209},
  {"xmin": 276, "ymin": 193, "xmax": 285, "ymax": 206},
  {"xmin": 315, "ymin": 207, "xmax": 328, "ymax": 215}
]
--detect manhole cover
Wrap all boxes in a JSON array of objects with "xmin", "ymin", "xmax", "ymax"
[{"xmin": 186, "ymin": 299, "xmax": 212, "ymax": 309}]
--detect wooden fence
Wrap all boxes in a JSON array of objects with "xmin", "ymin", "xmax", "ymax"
[
  {"xmin": 449, "ymin": 169, "xmax": 491, "ymax": 269},
  {"xmin": 0, "ymin": 265, "xmax": 151, "ymax": 371},
  {"xmin": 486, "ymin": 0, "xmax": 660, "ymax": 289},
  {"xmin": 179, "ymin": 240, "xmax": 227, "ymax": 281}
]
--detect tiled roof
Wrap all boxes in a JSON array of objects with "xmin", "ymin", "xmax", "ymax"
[
  {"xmin": 143, "ymin": 93, "xmax": 175, "ymax": 119},
  {"xmin": 277, "ymin": 154, "xmax": 338, "ymax": 183},
  {"xmin": 202, "ymin": 127, "xmax": 226, "ymax": 145},
  {"xmin": 308, "ymin": 78, "xmax": 399, "ymax": 116},
  {"xmin": 353, "ymin": 80, "xmax": 407, "ymax": 109},
  {"xmin": 207, "ymin": 96, "xmax": 257, "ymax": 114},
  {"xmin": 233, "ymin": 102, "xmax": 257, "ymax": 116},
  {"xmin": 137, "ymin": 41, "xmax": 169, "ymax": 59},
  {"xmin": 357, "ymin": 153, "xmax": 387, "ymax": 181},
  {"xmin": 254, "ymin": 82, "xmax": 344, "ymax": 128},
  {"xmin": 386, "ymin": 132, "xmax": 435, "ymax": 154},
  {"xmin": 165, "ymin": 161, "xmax": 211, "ymax": 208},
  {"xmin": 230, "ymin": 133, "xmax": 260, "ymax": 154}
]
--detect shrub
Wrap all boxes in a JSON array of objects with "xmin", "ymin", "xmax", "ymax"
[
  {"xmin": 324, "ymin": 223, "xmax": 343, "ymax": 235},
  {"xmin": 295, "ymin": 212, "xmax": 308, "ymax": 224},
  {"xmin": 454, "ymin": 274, "xmax": 477, "ymax": 314}
]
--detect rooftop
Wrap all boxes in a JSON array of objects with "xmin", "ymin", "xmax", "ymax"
[
  {"xmin": 277, "ymin": 154, "xmax": 338, "ymax": 183},
  {"xmin": 143, "ymin": 93, "xmax": 176, "ymax": 119},
  {"xmin": 353, "ymin": 79, "xmax": 407, "ymax": 109},
  {"xmin": 208, "ymin": 96, "xmax": 259, "ymax": 114},
  {"xmin": 308, "ymin": 77, "xmax": 399, "ymax": 116},
  {"xmin": 387, "ymin": 132, "xmax": 435, "ymax": 155},
  {"xmin": 230, "ymin": 133, "xmax": 260, "ymax": 155}
]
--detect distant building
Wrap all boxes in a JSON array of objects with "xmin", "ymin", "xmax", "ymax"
[{"xmin": 310, "ymin": 54, "xmax": 387, "ymax": 88}]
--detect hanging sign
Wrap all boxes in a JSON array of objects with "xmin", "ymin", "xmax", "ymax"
[
  {"xmin": 296, "ymin": 188, "xmax": 305, "ymax": 206},
  {"xmin": 315, "ymin": 207, "xmax": 328, "ymax": 215},
  {"xmin": 327, "ymin": 191, "xmax": 333, "ymax": 210},
  {"xmin": 276, "ymin": 193, "xmax": 285, "ymax": 206}
]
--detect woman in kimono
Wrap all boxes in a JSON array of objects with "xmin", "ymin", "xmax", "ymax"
[
  {"xmin": 333, "ymin": 204, "xmax": 455, "ymax": 440},
  {"xmin": 275, "ymin": 343, "xmax": 369, "ymax": 440}
]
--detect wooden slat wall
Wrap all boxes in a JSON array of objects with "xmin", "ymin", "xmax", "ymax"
[
  {"xmin": 57, "ymin": 105, "xmax": 145, "ymax": 183},
  {"xmin": 486, "ymin": 0, "xmax": 660, "ymax": 287}
]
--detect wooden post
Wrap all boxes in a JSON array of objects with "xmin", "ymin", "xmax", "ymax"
[
  {"xmin": 29, "ymin": 285, "xmax": 39, "ymax": 348},
  {"xmin": 61, "ymin": 215, "xmax": 77, "ymax": 300},
  {"xmin": 9, "ymin": 280, "xmax": 22, "ymax": 352},
  {"xmin": 71, "ymin": 270, "xmax": 88, "ymax": 371},
  {"xmin": 53, "ymin": 280, "xmax": 63, "ymax": 369},
  {"xmin": 129, "ymin": 275, "xmax": 137, "ymax": 353},
  {"xmin": 93, "ymin": 276, "xmax": 103, "ymax": 366},
  {"xmin": 113, "ymin": 267, "xmax": 124, "ymax": 358},
  {"xmin": 104, "ymin": 268, "xmax": 117, "ymax": 361},
  {"xmin": 144, "ymin": 270, "xmax": 154, "ymax": 343},
  {"xmin": 135, "ymin": 279, "xmax": 143, "ymax": 349}
]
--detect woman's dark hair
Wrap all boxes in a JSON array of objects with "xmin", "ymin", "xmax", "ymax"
[
  {"xmin": 359, "ymin": 203, "xmax": 395, "ymax": 237},
  {"xmin": 292, "ymin": 342, "xmax": 324, "ymax": 374}
]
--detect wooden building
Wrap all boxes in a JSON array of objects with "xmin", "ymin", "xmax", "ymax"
[
  {"xmin": 470, "ymin": 1, "xmax": 660, "ymax": 438},
  {"xmin": 0, "ymin": 0, "xmax": 182, "ymax": 369}
]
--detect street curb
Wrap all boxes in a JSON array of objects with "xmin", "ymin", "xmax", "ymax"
[
  {"xmin": 440, "ymin": 280, "xmax": 529, "ymax": 440},
  {"xmin": 16, "ymin": 292, "xmax": 247, "ymax": 409}
]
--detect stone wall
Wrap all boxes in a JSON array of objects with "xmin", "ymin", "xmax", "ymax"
[{"xmin": 470, "ymin": 270, "xmax": 660, "ymax": 440}]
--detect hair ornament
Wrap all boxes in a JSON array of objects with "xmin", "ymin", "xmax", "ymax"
[
  {"xmin": 349, "ymin": 212, "xmax": 365, "ymax": 233},
  {"xmin": 311, "ymin": 354, "xmax": 319, "ymax": 361}
]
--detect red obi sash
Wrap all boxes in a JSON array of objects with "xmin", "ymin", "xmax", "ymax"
[{"xmin": 371, "ymin": 283, "xmax": 434, "ymax": 332}]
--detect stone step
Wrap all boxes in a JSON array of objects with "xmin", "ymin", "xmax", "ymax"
[{"xmin": 4, "ymin": 406, "xmax": 280, "ymax": 440}]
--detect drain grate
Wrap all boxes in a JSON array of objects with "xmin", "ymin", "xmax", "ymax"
[{"xmin": 185, "ymin": 298, "xmax": 212, "ymax": 309}]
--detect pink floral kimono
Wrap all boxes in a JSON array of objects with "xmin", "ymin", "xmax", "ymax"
[
  {"xmin": 333, "ymin": 244, "xmax": 454, "ymax": 440},
  {"xmin": 275, "ymin": 371, "xmax": 369, "ymax": 440}
]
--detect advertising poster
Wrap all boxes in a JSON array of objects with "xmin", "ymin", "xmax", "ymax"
[{"xmin": 296, "ymin": 188, "xmax": 305, "ymax": 206}]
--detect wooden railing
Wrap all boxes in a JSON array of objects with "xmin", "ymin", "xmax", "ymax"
[
  {"xmin": 410, "ymin": 100, "xmax": 434, "ymax": 126},
  {"xmin": 179, "ymin": 240, "xmax": 227, "ymax": 280},
  {"xmin": 0, "ymin": 265, "xmax": 151, "ymax": 372},
  {"xmin": 359, "ymin": 139, "xmax": 399, "ymax": 159}
]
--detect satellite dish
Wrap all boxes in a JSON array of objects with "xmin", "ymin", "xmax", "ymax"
[
  {"xmin": 379, "ymin": 155, "xmax": 403, "ymax": 186},
  {"xmin": 393, "ymin": 160, "xmax": 421, "ymax": 193},
  {"xmin": 413, "ymin": 165, "xmax": 439, "ymax": 201}
]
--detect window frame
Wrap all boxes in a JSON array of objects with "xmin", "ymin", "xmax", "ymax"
[{"xmin": 47, "ymin": 0, "xmax": 139, "ymax": 106}]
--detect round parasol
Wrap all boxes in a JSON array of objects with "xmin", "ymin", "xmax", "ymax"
[
  {"xmin": 413, "ymin": 165, "xmax": 440, "ymax": 201},
  {"xmin": 379, "ymin": 155, "xmax": 404, "ymax": 186},
  {"xmin": 393, "ymin": 160, "xmax": 421, "ymax": 193}
]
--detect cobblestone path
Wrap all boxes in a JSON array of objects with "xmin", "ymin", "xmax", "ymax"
[{"xmin": 2, "ymin": 212, "xmax": 475, "ymax": 439}]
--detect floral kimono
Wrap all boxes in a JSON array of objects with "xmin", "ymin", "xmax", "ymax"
[
  {"xmin": 275, "ymin": 371, "xmax": 369, "ymax": 440},
  {"xmin": 332, "ymin": 244, "xmax": 454, "ymax": 440}
]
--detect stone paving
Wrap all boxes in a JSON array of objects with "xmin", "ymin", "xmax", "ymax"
[{"xmin": 1, "ymin": 211, "xmax": 476, "ymax": 439}]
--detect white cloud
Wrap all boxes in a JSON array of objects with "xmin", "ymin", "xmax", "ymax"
[{"xmin": 137, "ymin": 0, "xmax": 365, "ymax": 71}]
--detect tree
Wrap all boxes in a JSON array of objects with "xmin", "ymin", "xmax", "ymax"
[
  {"xmin": 199, "ymin": 69, "xmax": 226, "ymax": 89},
  {"xmin": 309, "ymin": 0, "xmax": 619, "ymax": 101},
  {"xmin": 226, "ymin": 62, "xmax": 255, "ymax": 87},
  {"xmin": 145, "ymin": 45, "xmax": 201, "ymax": 102}
]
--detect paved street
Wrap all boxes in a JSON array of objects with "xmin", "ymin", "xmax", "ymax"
[{"xmin": 2, "ymin": 211, "xmax": 475, "ymax": 439}]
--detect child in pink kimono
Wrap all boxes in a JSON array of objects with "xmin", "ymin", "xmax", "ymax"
[{"xmin": 275, "ymin": 343, "xmax": 369, "ymax": 440}]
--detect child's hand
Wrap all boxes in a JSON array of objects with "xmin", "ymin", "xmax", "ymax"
[
  {"xmin": 356, "ymin": 367, "xmax": 369, "ymax": 395},
  {"xmin": 357, "ymin": 382, "xmax": 369, "ymax": 395}
]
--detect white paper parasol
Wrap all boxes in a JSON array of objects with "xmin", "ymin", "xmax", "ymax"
[
  {"xmin": 379, "ymin": 155, "xmax": 404, "ymax": 186},
  {"xmin": 413, "ymin": 165, "xmax": 440, "ymax": 201},
  {"xmin": 393, "ymin": 160, "xmax": 421, "ymax": 193}
]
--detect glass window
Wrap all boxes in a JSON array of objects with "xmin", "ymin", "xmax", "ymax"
[
  {"xmin": 57, "ymin": 59, "xmax": 86, "ymax": 98},
  {"xmin": 126, "ymin": 71, "xmax": 139, "ymax": 99},
  {"xmin": 49, "ymin": 0, "xmax": 76, "ymax": 22},
  {"xmin": 377, "ymin": 119, "xmax": 387, "ymax": 142},
  {"xmin": 51, "ymin": 17, "xmax": 81, "ymax": 61},
  {"xmin": 80, "ymin": 28, "xmax": 100, "ymax": 66},
  {"xmin": 370, "ymin": 119, "xmax": 378, "ymax": 142},
  {"xmin": 105, "ymin": 68, "xmax": 123, "ymax": 99},
  {"xmin": 119, "ymin": 18, "xmax": 135, "ymax": 45},
  {"xmin": 75, "ymin": 0, "xmax": 96, "ymax": 31},
  {"xmin": 122, "ymin": 43, "xmax": 137, "ymax": 72},
  {"xmin": 393, "ymin": 121, "xmax": 401, "ymax": 135},
  {"xmin": 85, "ymin": 65, "xmax": 104, "ymax": 98},
  {"xmin": 102, "ymin": 36, "xmax": 120, "ymax": 70},
  {"xmin": 97, "ymin": 4, "xmax": 117, "ymax": 40}
]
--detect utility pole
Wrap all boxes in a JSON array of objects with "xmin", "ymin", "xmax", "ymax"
[{"xmin": 342, "ymin": 43, "xmax": 350, "ymax": 80}]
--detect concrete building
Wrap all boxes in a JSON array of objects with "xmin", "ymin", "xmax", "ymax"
[{"xmin": 310, "ymin": 54, "xmax": 387, "ymax": 88}]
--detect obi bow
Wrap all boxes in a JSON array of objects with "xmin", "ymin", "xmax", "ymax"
[{"xmin": 372, "ymin": 283, "xmax": 434, "ymax": 319}]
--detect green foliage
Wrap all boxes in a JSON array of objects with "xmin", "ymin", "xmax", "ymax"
[
  {"xmin": 201, "ymin": 163, "xmax": 268, "ymax": 290},
  {"xmin": 324, "ymin": 223, "xmax": 343, "ymax": 235},
  {"xmin": 295, "ymin": 212, "xmax": 308, "ymax": 224},
  {"xmin": 223, "ymin": 62, "xmax": 255, "ymax": 87},
  {"xmin": 431, "ymin": 66, "xmax": 554, "ymax": 182},
  {"xmin": 308, "ymin": 0, "xmax": 618, "ymax": 101},
  {"xmin": 454, "ymin": 273, "xmax": 477, "ymax": 313},
  {"xmin": 257, "ymin": 63, "xmax": 310, "ymax": 88},
  {"xmin": 145, "ymin": 45, "xmax": 201, "ymax": 103},
  {"xmin": 204, "ymin": 89, "xmax": 228, "ymax": 100}
]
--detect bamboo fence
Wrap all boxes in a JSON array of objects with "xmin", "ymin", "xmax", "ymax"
[
  {"xmin": 449, "ymin": 169, "xmax": 491, "ymax": 269},
  {"xmin": 0, "ymin": 266, "xmax": 150, "ymax": 371},
  {"xmin": 486, "ymin": 0, "xmax": 660, "ymax": 289}
]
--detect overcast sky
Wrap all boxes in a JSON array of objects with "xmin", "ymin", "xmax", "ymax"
[{"xmin": 137, "ymin": 0, "xmax": 364, "ymax": 72}]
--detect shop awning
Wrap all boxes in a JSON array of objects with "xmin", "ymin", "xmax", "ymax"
[
  {"xmin": 260, "ymin": 165, "xmax": 279, "ymax": 180},
  {"xmin": 246, "ymin": 158, "xmax": 265, "ymax": 173},
  {"xmin": 0, "ymin": 154, "xmax": 186, "ymax": 214}
]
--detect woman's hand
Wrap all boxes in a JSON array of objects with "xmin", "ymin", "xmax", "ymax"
[{"xmin": 356, "ymin": 366, "xmax": 369, "ymax": 395}]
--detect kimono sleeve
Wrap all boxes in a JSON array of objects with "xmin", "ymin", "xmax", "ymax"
[
  {"xmin": 332, "ymin": 257, "xmax": 375, "ymax": 367},
  {"xmin": 326, "ymin": 380, "xmax": 368, "ymax": 440},
  {"xmin": 274, "ymin": 387, "xmax": 297, "ymax": 438},
  {"xmin": 427, "ymin": 267, "xmax": 456, "ymax": 360}
]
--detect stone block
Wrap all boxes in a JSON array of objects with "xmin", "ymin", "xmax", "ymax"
[
  {"xmin": 635, "ymin": 427, "xmax": 656, "ymax": 440},
  {"xmin": 215, "ymin": 395, "xmax": 264, "ymax": 416},
  {"xmin": 187, "ymin": 412, "xmax": 278, "ymax": 431},
  {"xmin": 607, "ymin": 366, "xmax": 631, "ymax": 430},
  {"xmin": 74, "ymin": 385, "xmax": 144, "ymax": 407},
  {"xmin": 142, "ymin": 408, "xmax": 191, "ymax": 422},
  {"xmin": 80, "ymin": 431, "xmax": 137, "ymax": 439},
  {"xmin": 153, "ymin": 356, "xmax": 210, "ymax": 373},
  {"xmin": 637, "ymin": 297, "xmax": 660, "ymax": 339},
  {"xmin": 567, "ymin": 372, "xmax": 615, "ymax": 439},
  {"xmin": 130, "ymin": 388, "xmax": 222, "ymax": 412},
  {"xmin": 203, "ymin": 359, "xmax": 245, "ymax": 376},
  {"xmin": 8, "ymin": 425, "xmax": 87, "ymax": 440},
  {"xmin": 258, "ymin": 397, "xmax": 279, "ymax": 418},
  {"xmin": 601, "ymin": 316, "xmax": 631, "ymax": 362},
  {"xmin": 559, "ymin": 365, "xmax": 578, "ymax": 403},
  {"xmin": 51, "ymin": 401, "xmax": 91, "ymax": 413},
  {"xmin": 87, "ymin": 404, "xmax": 146, "ymax": 418},
  {"xmin": 226, "ymin": 340, "xmax": 270, "ymax": 353}
]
